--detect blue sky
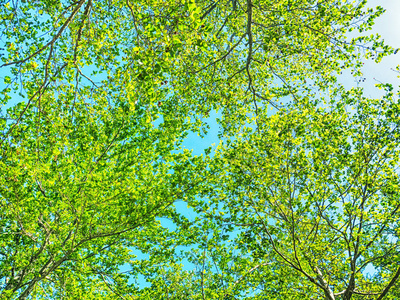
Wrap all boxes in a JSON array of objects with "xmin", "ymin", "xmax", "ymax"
[{"xmin": 361, "ymin": 0, "xmax": 400, "ymax": 94}]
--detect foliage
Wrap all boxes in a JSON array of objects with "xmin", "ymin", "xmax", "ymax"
[
  {"xmin": 136, "ymin": 87, "xmax": 400, "ymax": 300},
  {"xmin": 0, "ymin": 0, "xmax": 398, "ymax": 299},
  {"xmin": 197, "ymin": 88, "xmax": 400, "ymax": 299}
]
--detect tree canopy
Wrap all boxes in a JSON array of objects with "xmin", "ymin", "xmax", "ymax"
[{"xmin": 0, "ymin": 0, "xmax": 399, "ymax": 299}]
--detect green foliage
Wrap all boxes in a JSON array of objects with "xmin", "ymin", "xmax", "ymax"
[
  {"xmin": 198, "ymin": 89, "xmax": 400, "ymax": 299},
  {"xmin": 0, "ymin": 0, "xmax": 398, "ymax": 299}
]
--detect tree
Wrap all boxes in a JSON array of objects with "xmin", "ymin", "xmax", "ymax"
[
  {"xmin": 0, "ymin": 0, "xmax": 395, "ymax": 299},
  {"xmin": 175, "ymin": 85, "xmax": 400, "ymax": 299},
  {"xmin": 134, "ymin": 85, "xmax": 400, "ymax": 300}
]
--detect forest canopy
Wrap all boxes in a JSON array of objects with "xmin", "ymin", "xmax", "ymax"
[{"xmin": 0, "ymin": 0, "xmax": 399, "ymax": 299}]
